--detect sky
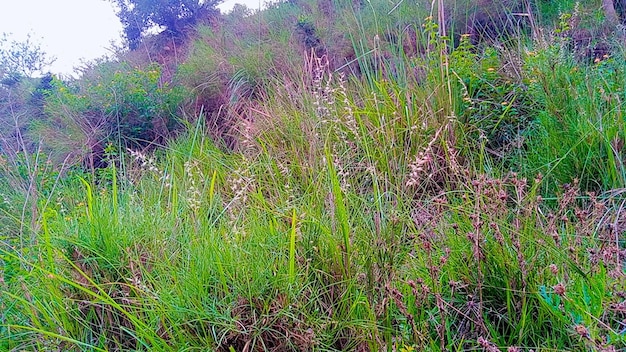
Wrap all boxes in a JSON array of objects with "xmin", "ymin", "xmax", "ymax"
[{"xmin": 0, "ymin": 0, "xmax": 262, "ymax": 77}]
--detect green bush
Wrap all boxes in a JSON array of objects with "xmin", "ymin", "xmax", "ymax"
[
  {"xmin": 450, "ymin": 36, "xmax": 535, "ymax": 169},
  {"xmin": 43, "ymin": 63, "xmax": 187, "ymax": 149}
]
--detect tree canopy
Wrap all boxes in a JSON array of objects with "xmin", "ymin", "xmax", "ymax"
[
  {"xmin": 0, "ymin": 33, "xmax": 55, "ymax": 84},
  {"xmin": 109, "ymin": 0, "xmax": 222, "ymax": 50}
]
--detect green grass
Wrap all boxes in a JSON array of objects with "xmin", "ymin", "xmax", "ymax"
[{"xmin": 1, "ymin": 0, "xmax": 626, "ymax": 351}]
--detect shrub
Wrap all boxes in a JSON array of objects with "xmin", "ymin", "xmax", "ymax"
[
  {"xmin": 450, "ymin": 35, "xmax": 535, "ymax": 168},
  {"xmin": 37, "ymin": 63, "xmax": 186, "ymax": 166}
]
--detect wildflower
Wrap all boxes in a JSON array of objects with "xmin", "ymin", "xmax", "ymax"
[
  {"xmin": 549, "ymin": 264, "xmax": 558, "ymax": 275},
  {"xmin": 184, "ymin": 160, "xmax": 203, "ymax": 214},
  {"xmin": 553, "ymin": 282, "xmax": 566, "ymax": 296},
  {"xmin": 574, "ymin": 324, "xmax": 590, "ymax": 339},
  {"xmin": 477, "ymin": 337, "xmax": 500, "ymax": 352}
]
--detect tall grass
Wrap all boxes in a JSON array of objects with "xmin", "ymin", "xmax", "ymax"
[
  {"xmin": 523, "ymin": 45, "xmax": 626, "ymax": 193},
  {"xmin": 2, "ymin": 0, "xmax": 626, "ymax": 351}
]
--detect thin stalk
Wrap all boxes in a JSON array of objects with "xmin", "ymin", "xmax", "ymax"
[
  {"xmin": 326, "ymin": 148, "xmax": 351, "ymax": 278},
  {"xmin": 288, "ymin": 208, "xmax": 297, "ymax": 285}
]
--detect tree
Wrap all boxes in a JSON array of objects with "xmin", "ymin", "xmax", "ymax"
[
  {"xmin": 109, "ymin": 0, "xmax": 222, "ymax": 50},
  {"xmin": 0, "ymin": 33, "xmax": 55, "ymax": 85},
  {"xmin": 0, "ymin": 35, "xmax": 55, "ymax": 161}
]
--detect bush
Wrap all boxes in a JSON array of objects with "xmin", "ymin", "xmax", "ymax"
[
  {"xmin": 37, "ymin": 63, "xmax": 187, "ymax": 166},
  {"xmin": 450, "ymin": 35, "xmax": 535, "ymax": 168}
]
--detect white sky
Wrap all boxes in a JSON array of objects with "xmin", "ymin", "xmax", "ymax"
[{"xmin": 0, "ymin": 0, "xmax": 262, "ymax": 77}]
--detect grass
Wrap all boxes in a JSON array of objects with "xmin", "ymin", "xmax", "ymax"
[{"xmin": 1, "ymin": 0, "xmax": 626, "ymax": 351}]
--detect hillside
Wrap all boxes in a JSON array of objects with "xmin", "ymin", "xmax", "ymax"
[{"xmin": 1, "ymin": 0, "xmax": 625, "ymax": 351}]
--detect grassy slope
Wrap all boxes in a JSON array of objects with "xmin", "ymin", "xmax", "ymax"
[{"xmin": 1, "ymin": 0, "xmax": 625, "ymax": 351}]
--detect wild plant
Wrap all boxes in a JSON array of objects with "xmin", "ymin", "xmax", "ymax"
[{"xmin": 3, "ymin": 0, "xmax": 626, "ymax": 351}]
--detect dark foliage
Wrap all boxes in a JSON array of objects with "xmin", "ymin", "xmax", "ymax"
[
  {"xmin": 109, "ymin": 0, "xmax": 222, "ymax": 49},
  {"xmin": 30, "ymin": 72, "xmax": 53, "ymax": 108},
  {"xmin": 296, "ymin": 16, "xmax": 323, "ymax": 56}
]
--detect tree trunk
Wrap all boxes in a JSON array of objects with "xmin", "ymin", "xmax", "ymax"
[{"xmin": 603, "ymin": 0, "xmax": 620, "ymax": 25}]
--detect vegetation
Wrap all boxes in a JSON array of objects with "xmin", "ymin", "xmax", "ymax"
[
  {"xmin": 1, "ymin": 0, "xmax": 625, "ymax": 351},
  {"xmin": 109, "ymin": 0, "xmax": 223, "ymax": 49},
  {"xmin": 0, "ymin": 33, "xmax": 55, "ymax": 80}
]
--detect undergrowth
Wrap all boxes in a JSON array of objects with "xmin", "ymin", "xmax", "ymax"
[{"xmin": 1, "ymin": 0, "xmax": 625, "ymax": 351}]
